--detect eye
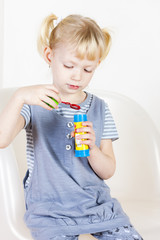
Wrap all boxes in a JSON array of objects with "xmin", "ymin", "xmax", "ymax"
[
  {"xmin": 64, "ymin": 65, "xmax": 73, "ymax": 69},
  {"xmin": 84, "ymin": 69, "xmax": 92, "ymax": 73}
]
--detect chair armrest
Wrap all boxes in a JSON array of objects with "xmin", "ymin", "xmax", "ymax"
[{"xmin": 0, "ymin": 145, "xmax": 32, "ymax": 239}]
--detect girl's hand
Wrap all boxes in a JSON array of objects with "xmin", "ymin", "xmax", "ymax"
[
  {"xmin": 16, "ymin": 84, "xmax": 61, "ymax": 110},
  {"xmin": 71, "ymin": 121, "xmax": 96, "ymax": 149}
]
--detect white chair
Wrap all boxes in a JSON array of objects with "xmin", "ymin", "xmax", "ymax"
[{"xmin": 0, "ymin": 88, "xmax": 160, "ymax": 240}]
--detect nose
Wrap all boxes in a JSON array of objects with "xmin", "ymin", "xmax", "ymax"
[{"xmin": 71, "ymin": 68, "xmax": 82, "ymax": 81}]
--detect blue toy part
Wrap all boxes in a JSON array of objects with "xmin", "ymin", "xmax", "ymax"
[{"xmin": 74, "ymin": 114, "xmax": 90, "ymax": 157}]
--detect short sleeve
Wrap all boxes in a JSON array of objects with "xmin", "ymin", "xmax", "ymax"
[
  {"xmin": 20, "ymin": 104, "xmax": 31, "ymax": 129},
  {"xmin": 101, "ymin": 103, "xmax": 119, "ymax": 141}
]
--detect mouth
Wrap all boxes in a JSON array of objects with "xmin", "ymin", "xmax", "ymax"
[{"xmin": 67, "ymin": 84, "xmax": 80, "ymax": 90}]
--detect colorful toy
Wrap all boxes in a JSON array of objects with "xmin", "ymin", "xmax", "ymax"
[
  {"xmin": 45, "ymin": 97, "xmax": 80, "ymax": 110},
  {"xmin": 45, "ymin": 97, "xmax": 59, "ymax": 108},
  {"xmin": 74, "ymin": 114, "xmax": 90, "ymax": 157}
]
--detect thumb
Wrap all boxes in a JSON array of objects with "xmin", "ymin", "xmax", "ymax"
[{"xmin": 71, "ymin": 131, "xmax": 75, "ymax": 138}]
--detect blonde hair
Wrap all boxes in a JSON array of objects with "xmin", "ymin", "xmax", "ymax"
[{"xmin": 37, "ymin": 13, "xmax": 111, "ymax": 62}]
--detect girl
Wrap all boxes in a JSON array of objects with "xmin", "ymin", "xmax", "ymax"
[{"xmin": 0, "ymin": 14, "xmax": 143, "ymax": 240}]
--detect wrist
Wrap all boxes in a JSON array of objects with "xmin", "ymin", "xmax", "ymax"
[
  {"xmin": 8, "ymin": 88, "xmax": 26, "ymax": 112},
  {"xmin": 13, "ymin": 88, "xmax": 26, "ymax": 106},
  {"xmin": 88, "ymin": 145, "xmax": 99, "ymax": 160},
  {"xmin": 89, "ymin": 144, "xmax": 98, "ymax": 153}
]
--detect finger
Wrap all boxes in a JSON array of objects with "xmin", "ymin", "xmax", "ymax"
[
  {"xmin": 76, "ymin": 127, "xmax": 94, "ymax": 134},
  {"xmin": 41, "ymin": 96, "xmax": 59, "ymax": 109},
  {"xmin": 39, "ymin": 99, "xmax": 54, "ymax": 111},
  {"xmin": 49, "ymin": 95, "xmax": 61, "ymax": 104},
  {"xmin": 47, "ymin": 95, "xmax": 61, "ymax": 105},
  {"xmin": 71, "ymin": 131, "xmax": 75, "ymax": 137},
  {"xmin": 82, "ymin": 121, "xmax": 93, "ymax": 127},
  {"xmin": 45, "ymin": 90, "xmax": 61, "ymax": 103},
  {"xmin": 80, "ymin": 139, "xmax": 92, "ymax": 146},
  {"xmin": 76, "ymin": 133, "xmax": 92, "ymax": 140},
  {"xmin": 77, "ymin": 139, "xmax": 94, "ymax": 149}
]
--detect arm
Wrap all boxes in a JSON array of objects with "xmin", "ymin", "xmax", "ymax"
[
  {"xmin": 74, "ymin": 121, "xmax": 116, "ymax": 180},
  {"xmin": 0, "ymin": 85, "xmax": 61, "ymax": 148},
  {"xmin": 0, "ymin": 90, "xmax": 25, "ymax": 148},
  {"xmin": 88, "ymin": 139, "xmax": 116, "ymax": 180}
]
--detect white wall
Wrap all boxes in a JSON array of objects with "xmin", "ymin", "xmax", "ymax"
[
  {"xmin": 0, "ymin": 0, "xmax": 4, "ymax": 88},
  {"xmin": 1, "ymin": 0, "xmax": 160, "ymax": 133}
]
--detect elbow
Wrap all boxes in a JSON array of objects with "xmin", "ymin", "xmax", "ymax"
[
  {"xmin": 103, "ymin": 163, "xmax": 116, "ymax": 180},
  {"xmin": 0, "ymin": 143, "xmax": 9, "ymax": 149},
  {"xmin": 103, "ymin": 173, "xmax": 114, "ymax": 181},
  {"xmin": 103, "ymin": 170, "xmax": 115, "ymax": 180},
  {"xmin": 0, "ymin": 141, "xmax": 10, "ymax": 149},
  {"xmin": 0, "ymin": 132, "xmax": 10, "ymax": 149}
]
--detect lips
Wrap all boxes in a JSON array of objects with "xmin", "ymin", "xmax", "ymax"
[{"xmin": 67, "ymin": 84, "xmax": 80, "ymax": 90}]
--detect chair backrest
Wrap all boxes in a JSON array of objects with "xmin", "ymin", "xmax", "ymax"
[
  {"xmin": 0, "ymin": 88, "xmax": 32, "ymax": 239},
  {"xmin": 1, "ymin": 88, "xmax": 160, "ymax": 202},
  {"xmin": 90, "ymin": 89, "xmax": 160, "ymax": 201},
  {"xmin": 0, "ymin": 88, "xmax": 27, "ymax": 181}
]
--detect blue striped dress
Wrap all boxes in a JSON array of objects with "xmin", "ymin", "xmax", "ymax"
[{"xmin": 20, "ymin": 92, "xmax": 118, "ymax": 187}]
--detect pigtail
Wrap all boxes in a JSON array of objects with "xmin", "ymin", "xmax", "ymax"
[
  {"xmin": 37, "ymin": 14, "xmax": 58, "ymax": 56},
  {"xmin": 101, "ymin": 29, "xmax": 112, "ymax": 60}
]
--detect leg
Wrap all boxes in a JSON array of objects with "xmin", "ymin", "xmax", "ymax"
[{"xmin": 92, "ymin": 225, "xmax": 143, "ymax": 240}]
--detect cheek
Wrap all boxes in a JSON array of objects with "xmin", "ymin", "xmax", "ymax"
[
  {"xmin": 52, "ymin": 69, "xmax": 69, "ymax": 86},
  {"xmin": 51, "ymin": 65, "xmax": 63, "ymax": 77},
  {"xmin": 84, "ymin": 73, "xmax": 94, "ymax": 82},
  {"xmin": 82, "ymin": 76, "xmax": 92, "ymax": 87}
]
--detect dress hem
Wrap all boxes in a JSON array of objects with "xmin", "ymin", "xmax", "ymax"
[{"xmin": 31, "ymin": 215, "xmax": 131, "ymax": 240}]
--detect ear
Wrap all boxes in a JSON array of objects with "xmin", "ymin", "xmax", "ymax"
[
  {"xmin": 95, "ymin": 60, "xmax": 101, "ymax": 69},
  {"xmin": 43, "ymin": 47, "xmax": 53, "ymax": 65},
  {"xmin": 98, "ymin": 60, "xmax": 101, "ymax": 65}
]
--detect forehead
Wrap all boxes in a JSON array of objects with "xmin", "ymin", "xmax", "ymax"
[{"xmin": 53, "ymin": 43, "xmax": 100, "ymax": 64}]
